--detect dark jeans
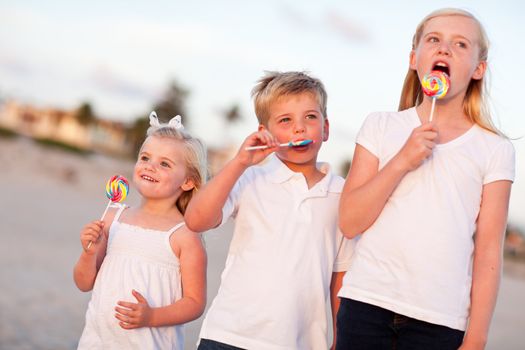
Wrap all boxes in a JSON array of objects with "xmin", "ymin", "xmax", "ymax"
[
  {"xmin": 198, "ymin": 338, "xmax": 246, "ymax": 350},
  {"xmin": 336, "ymin": 298, "xmax": 465, "ymax": 350}
]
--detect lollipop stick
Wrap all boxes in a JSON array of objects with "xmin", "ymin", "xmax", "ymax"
[
  {"xmin": 245, "ymin": 143, "xmax": 287, "ymax": 151},
  {"xmin": 245, "ymin": 140, "xmax": 313, "ymax": 151},
  {"xmin": 429, "ymin": 97, "xmax": 436, "ymax": 122},
  {"xmin": 86, "ymin": 199, "xmax": 111, "ymax": 250},
  {"xmin": 99, "ymin": 199, "xmax": 112, "ymax": 221}
]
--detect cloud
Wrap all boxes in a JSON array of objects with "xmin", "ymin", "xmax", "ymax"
[
  {"xmin": 90, "ymin": 66, "xmax": 157, "ymax": 100},
  {"xmin": 325, "ymin": 11, "xmax": 370, "ymax": 43},
  {"xmin": 280, "ymin": 5, "xmax": 314, "ymax": 28},
  {"xmin": 280, "ymin": 5, "xmax": 371, "ymax": 44},
  {"xmin": 0, "ymin": 56, "xmax": 34, "ymax": 77}
]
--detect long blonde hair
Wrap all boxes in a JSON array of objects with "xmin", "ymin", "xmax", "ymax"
[
  {"xmin": 145, "ymin": 126, "xmax": 208, "ymax": 214},
  {"xmin": 398, "ymin": 8, "xmax": 501, "ymax": 135}
]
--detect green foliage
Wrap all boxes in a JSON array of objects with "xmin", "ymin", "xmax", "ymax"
[
  {"xmin": 75, "ymin": 102, "xmax": 97, "ymax": 126},
  {"xmin": 223, "ymin": 104, "xmax": 242, "ymax": 123},
  {"xmin": 35, "ymin": 138, "xmax": 91, "ymax": 155},
  {"xmin": 152, "ymin": 80, "xmax": 189, "ymax": 124},
  {"xmin": 339, "ymin": 159, "xmax": 352, "ymax": 177},
  {"xmin": 129, "ymin": 79, "xmax": 190, "ymax": 155},
  {"xmin": 128, "ymin": 116, "xmax": 150, "ymax": 156},
  {"xmin": 0, "ymin": 126, "xmax": 18, "ymax": 138}
]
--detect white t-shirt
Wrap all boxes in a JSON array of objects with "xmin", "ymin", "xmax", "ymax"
[
  {"xmin": 199, "ymin": 154, "xmax": 354, "ymax": 350},
  {"xmin": 338, "ymin": 107, "xmax": 515, "ymax": 331}
]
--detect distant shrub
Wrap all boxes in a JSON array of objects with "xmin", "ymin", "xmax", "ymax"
[
  {"xmin": 35, "ymin": 138, "xmax": 92, "ymax": 155},
  {"xmin": 0, "ymin": 126, "xmax": 18, "ymax": 138}
]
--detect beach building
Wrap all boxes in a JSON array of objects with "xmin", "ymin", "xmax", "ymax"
[{"xmin": 0, "ymin": 100, "xmax": 132, "ymax": 156}]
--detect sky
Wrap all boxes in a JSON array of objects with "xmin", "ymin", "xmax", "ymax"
[{"xmin": 1, "ymin": 0, "xmax": 525, "ymax": 226}]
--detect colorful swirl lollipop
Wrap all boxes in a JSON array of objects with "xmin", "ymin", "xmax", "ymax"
[
  {"xmin": 421, "ymin": 70, "xmax": 451, "ymax": 121},
  {"xmin": 105, "ymin": 175, "xmax": 129, "ymax": 203},
  {"xmin": 421, "ymin": 70, "xmax": 450, "ymax": 99},
  {"xmin": 87, "ymin": 175, "xmax": 129, "ymax": 250}
]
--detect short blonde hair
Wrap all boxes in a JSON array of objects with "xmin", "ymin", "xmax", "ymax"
[
  {"xmin": 144, "ymin": 126, "xmax": 208, "ymax": 214},
  {"xmin": 398, "ymin": 8, "xmax": 501, "ymax": 135},
  {"xmin": 251, "ymin": 71, "xmax": 327, "ymax": 125}
]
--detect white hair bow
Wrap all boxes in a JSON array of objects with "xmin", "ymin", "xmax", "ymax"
[{"xmin": 149, "ymin": 111, "xmax": 184, "ymax": 130}]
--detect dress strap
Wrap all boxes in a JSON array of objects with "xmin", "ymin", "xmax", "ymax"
[
  {"xmin": 167, "ymin": 221, "xmax": 186, "ymax": 235},
  {"xmin": 165, "ymin": 222, "xmax": 186, "ymax": 251},
  {"xmin": 112, "ymin": 204, "xmax": 127, "ymax": 222}
]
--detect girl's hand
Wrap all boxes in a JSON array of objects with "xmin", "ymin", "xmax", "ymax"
[
  {"xmin": 80, "ymin": 221, "xmax": 105, "ymax": 254},
  {"xmin": 395, "ymin": 122, "xmax": 438, "ymax": 171},
  {"xmin": 236, "ymin": 130, "xmax": 279, "ymax": 167},
  {"xmin": 115, "ymin": 290, "xmax": 153, "ymax": 329}
]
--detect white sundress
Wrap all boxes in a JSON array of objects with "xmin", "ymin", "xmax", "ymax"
[{"xmin": 78, "ymin": 206, "xmax": 185, "ymax": 349}]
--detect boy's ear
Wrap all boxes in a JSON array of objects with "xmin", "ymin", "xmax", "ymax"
[
  {"xmin": 323, "ymin": 118, "xmax": 330, "ymax": 142},
  {"xmin": 409, "ymin": 50, "xmax": 417, "ymax": 70},
  {"xmin": 472, "ymin": 61, "xmax": 487, "ymax": 80},
  {"xmin": 258, "ymin": 124, "xmax": 267, "ymax": 132},
  {"xmin": 181, "ymin": 178, "xmax": 195, "ymax": 192}
]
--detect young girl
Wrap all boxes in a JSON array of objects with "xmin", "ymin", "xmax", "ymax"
[
  {"xmin": 74, "ymin": 112, "xmax": 208, "ymax": 349},
  {"xmin": 337, "ymin": 8, "xmax": 514, "ymax": 350}
]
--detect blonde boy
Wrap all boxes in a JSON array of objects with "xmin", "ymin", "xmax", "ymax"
[{"xmin": 185, "ymin": 71, "xmax": 354, "ymax": 349}]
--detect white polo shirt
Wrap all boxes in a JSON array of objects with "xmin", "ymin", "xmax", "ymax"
[
  {"xmin": 199, "ymin": 154, "xmax": 354, "ymax": 350},
  {"xmin": 338, "ymin": 108, "xmax": 515, "ymax": 331}
]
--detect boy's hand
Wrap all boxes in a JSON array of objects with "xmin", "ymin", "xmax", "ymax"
[
  {"xmin": 394, "ymin": 122, "xmax": 438, "ymax": 171},
  {"xmin": 236, "ymin": 130, "xmax": 279, "ymax": 167},
  {"xmin": 115, "ymin": 290, "xmax": 153, "ymax": 329},
  {"xmin": 80, "ymin": 221, "xmax": 105, "ymax": 254}
]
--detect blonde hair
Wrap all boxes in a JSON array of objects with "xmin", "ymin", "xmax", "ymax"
[
  {"xmin": 398, "ymin": 8, "xmax": 501, "ymax": 135},
  {"xmin": 144, "ymin": 126, "xmax": 208, "ymax": 214},
  {"xmin": 251, "ymin": 71, "xmax": 327, "ymax": 125}
]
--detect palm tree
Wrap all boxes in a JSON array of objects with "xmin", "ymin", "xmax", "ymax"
[
  {"xmin": 152, "ymin": 80, "xmax": 189, "ymax": 124},
  {"xmin": 223, "ymin": 104, "xmax": 242, "ymax": 124},
  {"xmin": 75, "ymin": 102, "xmax": 97, "ymax": 126},
  {"xmin": 129, "ymin": 80, "xmax": 189, "ymax": 155}
]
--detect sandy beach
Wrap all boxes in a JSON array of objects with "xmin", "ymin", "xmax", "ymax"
[{"xmin": 0, "ymin": 137, "xmax": 523, "ymax": 350}]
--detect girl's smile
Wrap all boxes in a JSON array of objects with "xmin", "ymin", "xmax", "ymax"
[
  {"xmin": 139, "ymin": 174, "xmax": 158, "ymax": 183},
  {"xmin": 134, "ymin": 136, "xmax": 190, "ymax": 201}
]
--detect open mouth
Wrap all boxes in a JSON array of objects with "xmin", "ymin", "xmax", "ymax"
[
  {"xmin": 141, "ymin": 175, "xmax": 158, "ymax": 182},
  {"xmin": 432, "ymin": 62, "xmax": 450, "ymax": 76},
  {"xmin": 289, "ymin": 139, "xmax": 313, "ymax": 147},
  {"xmin": 288, "ymin": 139, "xmax": 314, "ymax": 151}
]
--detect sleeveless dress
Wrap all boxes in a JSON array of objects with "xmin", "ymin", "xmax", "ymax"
[{"xmin": 78, "ymin": 206, "xmax": 185, "ymax": 349}]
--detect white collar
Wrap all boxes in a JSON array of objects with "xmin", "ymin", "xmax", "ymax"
[{"xmin": 263, "ymin": 154, "xmax": 341, "ymax": 193}]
